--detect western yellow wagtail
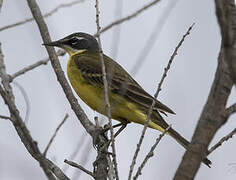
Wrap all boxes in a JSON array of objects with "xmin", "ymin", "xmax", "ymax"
[{"xmin": 43, "ymin": 32, "xmax": 211, "ymax": 167}]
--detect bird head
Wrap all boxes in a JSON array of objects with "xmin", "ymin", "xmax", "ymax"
[{"xmin": 43, "ymin": 32, "xmax": 99, "ymax": 55}]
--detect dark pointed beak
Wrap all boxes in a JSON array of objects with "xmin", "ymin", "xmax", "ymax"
[{"xmin": 42, "ymin": 40, "xmax": 62, "ymax": 47}]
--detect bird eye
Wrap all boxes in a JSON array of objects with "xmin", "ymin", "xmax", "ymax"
[
  {"xmin": 69, "ymin": 37, "xmax": 79, "ymax": 45},
  {"xmin": 68, "ymin": 36, "xmax": 89, "ymax": 49}
]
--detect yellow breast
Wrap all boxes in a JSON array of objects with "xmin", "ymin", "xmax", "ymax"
[
  {"xmin": 66, "ymin": 54, "xmax": 165, "ymax": 132},
  {"xmin": 67, "ymin": 55, "xmax": 106, "ymax": 113}
]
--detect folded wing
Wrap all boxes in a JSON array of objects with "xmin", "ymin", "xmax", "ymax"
[{"xmin": 74, "ymin": 53, "xmax": 175, "ymax": 115}]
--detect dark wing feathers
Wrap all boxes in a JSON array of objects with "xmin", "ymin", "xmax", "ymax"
[{"xmin": 74, "ymin": 53, "xmax": 175, "ymax": 115}]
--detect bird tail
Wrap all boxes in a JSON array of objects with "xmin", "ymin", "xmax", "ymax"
[{"xmin": 168, "ymin": 127, "xmax": 212, "ymax": 168}]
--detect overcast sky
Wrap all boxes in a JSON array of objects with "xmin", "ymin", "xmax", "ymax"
[{"xmin": 0, "ymin": 0, "xmax": 236, "ymax": 179}]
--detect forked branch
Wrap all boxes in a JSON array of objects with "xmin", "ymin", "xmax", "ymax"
[{"xmin": 128, "ymin": 23, "xmax": 195, "ymax": 180}]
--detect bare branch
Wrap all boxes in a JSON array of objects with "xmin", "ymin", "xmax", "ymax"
[
  {"xmin": 0, "ymin": 0, "xmax": 85, "ymax": 32},
  {"xmin": 0, "ymin": 43, "xmax": 69, "ymax": 179},
  {"xmin": 0, "ymin": 114, "xmax": 11, "ymax": 120},
  {"xmin": 225, "ymin": 103, "xmax": 236, "ymax": 117},
  {"xmin": 10, "ymin": 50, "xmax": 65, "ymax": 81},
  {"xmin": 95, "ymin": 0, "xmax": 119, "ymax": 179},
  {"xmin": 128, "ymin": 24, "xmax": 195, "ymax": 180},
  {"xmin": 156, "ymin": 23, "xmax": 195, "ymax": 95},
  {"xmin": 26, "ymin": 0, "xmax": 95, "ymax": 136},
  {"xmin": 96, "ymin": 0, "xmax": 162, "ymax": 36},
  {"xmin": 207, "ymin": 128, "xmax": 236, "ymax": 155},
  {"xmin": 174, "ymin": 20, "xmax": 234, "ymax": 180},
  {"xmin": 133, "ymin": 125, "xmax": 171, "ymax": 180},
  {"xmin": 43, "ymin": 113, "xmax": 69, "ymax": 156},
  {"xmin": 64, "ymin": 159, "xmax": 95, "ymax": 178}
]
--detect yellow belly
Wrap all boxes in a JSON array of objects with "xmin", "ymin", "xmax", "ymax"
[
  {"xmin": 67, "ymin": 62, "xmax": 102, "ymax": 110},
  {"xmin": 67, "ymin": 56, "xmax": 165, "ymax": 132}
]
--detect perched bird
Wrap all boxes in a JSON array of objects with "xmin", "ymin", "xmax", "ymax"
[{"xmin": 43, "ymin": 32, "xmax": 211, "ymax": 167}]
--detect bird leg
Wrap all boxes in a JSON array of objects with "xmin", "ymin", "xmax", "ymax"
[
  {"xmin": 102, "ymin": 122, "xmax": 130, "ymax": 138},
  {"xmin": 114, "ymin": 123, "xmax": 128, "ymax": 137}
]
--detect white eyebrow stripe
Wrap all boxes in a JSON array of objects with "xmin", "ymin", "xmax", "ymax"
[{"xmin": 75, "ymin": 37, "xmax": 85, "ymax": 41}]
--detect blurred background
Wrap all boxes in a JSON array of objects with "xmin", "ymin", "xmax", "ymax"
[{"xmin": 0, "ymin": 0, "xmax": 236, "ymax": 179}]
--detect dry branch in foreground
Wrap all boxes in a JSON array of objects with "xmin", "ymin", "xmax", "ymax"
[
  {"xmin": 128, "ymin": 23, "xmax": 194, "ymax": 180},
  {"xmin": 95, "ymin": 0, "xmax": 119, "ymax": 179},
  {"xmin": 26, "ymin": 0, "xmax": 113, "ymax": 179},
  {"xmin": 174, "ymin": 2, "xmax": 235, "ymax": 178}
]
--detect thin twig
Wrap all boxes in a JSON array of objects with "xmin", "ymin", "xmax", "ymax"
[
  {"xmin": 110, "ymin": 0, "xmax": 123, "ymax": 59},
  {"xmin": 225, "ymin": 103, "xmax": 236, "ymax": 117},
  {"xmin": 0, "ymin": 114, "xmax": 11, "ymax": 120},
  {"xmin": 156, "ymin": 23, "xmax": 195, "ymax": 96},
  {"xmin": 207, "ymin": 128, "xmax": 236, "ymax": 155},
  {"xmin": 0, "ymin": 0, "xmax": 85, "ymax": 32},
  {"xmin": 44, "ymin": 113, "xmax": 69, "ymax": 156},
  {"xmin": 10, "ymin": 50, "xmax": 65, "ymax": 80},
  {"xmin": 128, "ymin": 24, "xmax": 195, "ymax": 180},
  {"xmin": 95, "ymin": 1, "xmax": 119, "ymax": 180},
  {"xmin": 130, "ymin": 0, "xmax": 178, "ymax": 76},
  {"xmin": 64, "ymin": 159, "xmax": 95, "ymax": 178},
  {"xmin": 133, "ymin": 125, "xmax": 171, "ymax": 180},
  {"xmin": 11, "ymin": 81, "xmax": 30, "ymax": 124},
  {"xmin": 96, "ymin": 0, "xmax": 162, "ymax": 36},
  {"xmin": 71, "ymin": 139, "xmax": 92, "ymax": 179},
  {"xmin": 62, "ymin": 131, "xmax": 87, "ymax": 172}
]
